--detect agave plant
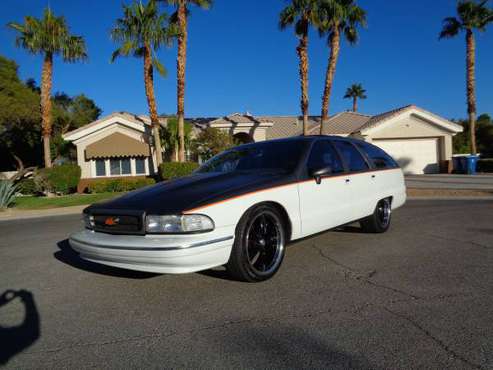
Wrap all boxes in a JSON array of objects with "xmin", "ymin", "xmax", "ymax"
[{"xmin": 0, "ymin": 180, "xmax": 18, "ymax": 209}]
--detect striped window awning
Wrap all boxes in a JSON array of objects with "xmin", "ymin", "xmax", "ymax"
[{"xmin": 85, "ymin": 132, "xmax": 150, "ymax": 159}]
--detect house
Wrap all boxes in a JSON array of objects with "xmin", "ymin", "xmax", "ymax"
[{"xmin": 63, "ymin": 105, "xmax": 463, "ymax": 189}]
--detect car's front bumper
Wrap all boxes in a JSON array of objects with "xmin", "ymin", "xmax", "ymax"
[{"xmin": 69, "ymin": 229, "xmax": 234, "ymax": 274}]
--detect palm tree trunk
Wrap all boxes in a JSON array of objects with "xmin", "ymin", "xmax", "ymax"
[
  {"xmin": 143, "ymin": 44, "xmax": 163, "ymax": 168},
  {"xmin": 41, "ymin": 52, "xmax": 53, "ymax": 168},
  {"xmin": 177, "ymin": 1, "xmax": 187, "ymax": 162},
  {"xmin": 320, "ymin": 28, "xmax": 341, "ymax": 135},
  {"xmin": 296, "ymin": 33, "xmax": 309, "ymax": 136},
  {"xmin": 466, "ymin": 29, "xmax": 477, "ymax": 155},
  {"xmin": 353, "ymin": 97, "xmax": 357, "ymax": 112}
]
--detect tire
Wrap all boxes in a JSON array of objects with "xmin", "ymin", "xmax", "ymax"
[
  {"xmin": 360, "ymin": 198, "xmax": 392, "ymax": 233},
  {"xmin": 226, "ymin": 204, "xmax": 286, "ymax": 282}
]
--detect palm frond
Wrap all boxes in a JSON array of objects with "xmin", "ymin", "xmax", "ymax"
[
  {"xmin": 439, "ymin": 16, "xmax": 462, "ymax": 38},
  {"xmin": 152, "ymin": 57, "xmax": 167, "ymax": 77}
]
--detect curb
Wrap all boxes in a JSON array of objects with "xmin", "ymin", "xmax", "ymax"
[
  {"xmin": 407, "ymin": 196, "xmax": 493, "ymax": 201},
  {"xmin": 0, "ymin": 205, "xmax": 86, "ymax": 222}
]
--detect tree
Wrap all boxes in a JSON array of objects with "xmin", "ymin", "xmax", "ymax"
[
  {"xmin": 317, "ymin": 0, "xmax": 366, "ymax": 134},
  {"xmin": 440, "ymin": 0, "xmax": 493, "ymax": 155},
  {"xmin": 160, "ymin": 116, "xmax": 193, "ymax": 161},
  {"xmin": 453, "ymin": 113, "xmax": 493, "ymax": 156},
  {"xmin": 279, "ymin": 0, "xmax": 319, "ymax": 136},
  {"xmin": 0, "ymin": 55, "xmax": 42, "ymax": 170},
  {"xmin": 111, "ymin": 0, "xmax": 176, "ymax": 167},
  {"xmin": 191, "ymin": 127, "xmax": 234, "ymax": 160},
  {"xmin": 343, "ymin": 83, "xmax": 366, "ymax": 112},
  {"xmin": 8, "ymin": 8, "xmax": 87, "ymax": 168},
  {"xmin": 164, "ymin": 0, "xmax": 213, "ymax": 162}
]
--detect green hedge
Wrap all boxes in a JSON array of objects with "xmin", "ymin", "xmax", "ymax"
[
  {"xmin": 478, "ymin": 159, "xmax": 493, "ymax": 173},
  {"xmin": 159, "ymin": 162, "xmax": 199, "ymax": 180},
  {"xmin": 87, "ymin": 177, "xmax": 156, "ymax": 193},
  {"xmin": 38, "ymin": 164, "xmax": 81, "ymax": 195}
]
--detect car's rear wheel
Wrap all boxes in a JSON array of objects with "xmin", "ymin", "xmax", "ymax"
[
  {"xmin": 360, "ymin": 198, "xmax": 392, "ymax": 233},
  {"xmin": 226, "ymin": 204, "xmax": 286, "ymax": 282}
]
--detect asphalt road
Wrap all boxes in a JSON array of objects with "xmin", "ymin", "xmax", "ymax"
[
  {"xmin": 405, "ymin": 174, "xmax": 493, "ymax": 190},
  {"xmin": 1, "ymin": 200, "xmax": 492, "ymax": 369}
]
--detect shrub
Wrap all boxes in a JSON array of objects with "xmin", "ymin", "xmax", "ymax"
[
  {"xmin": 16, "ymin": 178, "xmax": 37, "ymax": 195},
  {"xmin": 159, "ymin": 162, "xmax": 199, "ymax": 180},
  {"xmin": 0, "ymin": 180, "xmax": 17, "ymax": 209},
  {"xmin": 478, "ymin": 159, "xmax": 493, "ymax": 173},
  {"xmin": 87, "ymin": 177, "xmax": 156, "ymax": 193},
  {"xmin": 37, "ymin": 164, "xmax": 81, "ymax": 195}
]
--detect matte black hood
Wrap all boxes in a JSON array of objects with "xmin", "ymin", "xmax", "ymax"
[{"xmin": 85, "ymin": 171, "xmax": 294, "ymax": 215}]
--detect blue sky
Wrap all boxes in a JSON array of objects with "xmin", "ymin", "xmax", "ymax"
[{"xmin": 1, "ymin": 0, "xmax": 492, "ymax": 120}]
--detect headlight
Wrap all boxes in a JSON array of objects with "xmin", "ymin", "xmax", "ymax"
[
  {"xmin": 83, "ymin": 213, "xmax": 94, "ymax": 229},
  {"xmin": 146, "ymin": 214, "xmax": 214, "ymax": 234}
]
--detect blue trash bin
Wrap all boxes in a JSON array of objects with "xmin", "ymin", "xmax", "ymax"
[{"xmin": 466, "ymin": 155, "xmax": 478, "ymax": 175}]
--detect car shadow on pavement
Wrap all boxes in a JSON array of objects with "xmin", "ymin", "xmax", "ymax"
[
  {"xmin": 0, "ymin": 289, "xmax": 40, "ymax": 366},
  {"xmin": 54, "ymin": 239, "xmax": 159, "ymax": 279},
  {"xmin": 214, "ymin": 324, "xmax": 372, "ymax": 369}
]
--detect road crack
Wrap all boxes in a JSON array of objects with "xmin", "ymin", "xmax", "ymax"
[
  {"xmin": 383, "ymin": 307, "xmax": 485, "ymax": 370},
  {"xmin": 312, "ymin": 244, "xmax": 420, "ymax": 300}
]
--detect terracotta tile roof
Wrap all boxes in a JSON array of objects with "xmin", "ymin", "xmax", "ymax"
[
  {"xmin": 261, "ymin": 116, "xmax": 320, "ymax": 139},
  {"xmin": 209, "ymin": 113, "xmax": 272, "ymax": 126},
  {"xmin": 356, "ymin": 105, "xmax": 414, "ymax": 133},
  {"xmin": 308, "ymin": 111, "xmax": 371, "ymax": 135}
]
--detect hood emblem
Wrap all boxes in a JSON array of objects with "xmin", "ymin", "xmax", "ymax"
[{"xmin": 104, "ymin": 216, "xmax": 120, "ymax": 226}]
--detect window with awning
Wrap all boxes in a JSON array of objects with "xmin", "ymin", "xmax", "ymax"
[{"xmin": 85, "ymin": 132, "xmax": 150, "ymax": 159}]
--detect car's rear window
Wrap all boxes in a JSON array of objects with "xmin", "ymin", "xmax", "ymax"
[
  {"xmin": 355, "ymin": 141, "xmax": 399, "ymax": 169},
  {"xmin": 196, "ymin": 141, "xmax": 307, "ymax": 174}
]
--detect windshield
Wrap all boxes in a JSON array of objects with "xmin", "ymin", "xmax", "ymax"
[{"xmin": 196, "ymin": 141, "xmax": 307, "ymax": 174}]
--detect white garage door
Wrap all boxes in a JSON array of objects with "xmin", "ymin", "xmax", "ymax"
[{"xmin": 373, "ymin": 138, "xmax": 440, "ymax": 174}]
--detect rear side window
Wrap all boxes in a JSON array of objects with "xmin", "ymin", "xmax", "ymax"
[
  {"xmin": 356, "ymin": 141, "xmax": 398, "ymax": 169},
  {"xmin": 332, "ymin": 140, "xmax": 369, "ymax": 172},
  {"xmin": 307, "ymin": 140, "xmax": 344, "ymax": 174}
]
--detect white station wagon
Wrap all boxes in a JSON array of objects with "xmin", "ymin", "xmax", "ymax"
[{"xmin": 70, "ymin": 136, "xmax": 406, "ymax": 282}]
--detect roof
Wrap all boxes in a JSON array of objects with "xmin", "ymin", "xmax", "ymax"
[
  {"xmin": 85, "ymin": 132, "xmax": 150, "ymax": 159},
  {"xmin": 357, "ymin": 105, "xmax": 414, "ymax": 132},
  {"xmin": 209, "ymin": 113, "xmax": 272, "ymax": 126},
  {"xmin": 308, "ymin": 111, "xmax": 370, "ymax": 135},
  {"xmin": 261, "ymin": 116, "xmax": 320, "ymax": 139},
  {"xmin": 64, "ymin": 111, "xmax": 167, "ymax": 139}
]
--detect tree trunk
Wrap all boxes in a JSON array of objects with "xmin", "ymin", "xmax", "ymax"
[
  {"xmin": 41, "ymin": 53, "xmax": 53, "ymax": 168},
  {"xmin": 320, "ymin": 28, "xmax": 341, "ymax": 135},
  {"xmin": 143, "ymin": 44, "xmax": 163, "ymax": 168},
  {"xmin": 296, "ymin": 33, "xmax": 309, "ymax": 136},
  {"xmin": 177, "ymin": 1, "xmax": 187, "ymax": 162},
  {"xmin": 466, "ymin": 29, "xmax": 477, "ymax": 155},
  {"xmin": 353, "ymin": 97, "xmax": 357, "ymax": 112}
]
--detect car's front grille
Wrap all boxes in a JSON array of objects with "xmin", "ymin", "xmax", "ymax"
[{"xmin": 92, "ymin": 210, "xmax": 145, "ymax": 235}]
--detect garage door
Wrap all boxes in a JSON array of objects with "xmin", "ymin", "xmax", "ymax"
[{"xmin": 373, "ymin": 138, "xmax": 440, "ymax": 174}]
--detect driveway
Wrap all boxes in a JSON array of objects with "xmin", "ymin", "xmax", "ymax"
[
  {"xmin": 406, "ymin": 174, "xmax": 493, "ymax": 190},
  {"xmin": 0, "ymin": 200, "xmax": 492, "ymax": 369}
]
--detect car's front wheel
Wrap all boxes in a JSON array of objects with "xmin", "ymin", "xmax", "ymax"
[
  {"xmin": 360, "ymin": 198, "xmax": 392, "ymax": 233},
  {"xmin": 226, "ymin": 204, "xmax": 286, "ymax": 282}
]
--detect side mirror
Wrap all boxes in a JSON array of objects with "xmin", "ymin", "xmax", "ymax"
[{"xmin": 310, "ymin": 166, "xmax": 332, "ymax": 185}]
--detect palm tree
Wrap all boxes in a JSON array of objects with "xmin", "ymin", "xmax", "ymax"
[
  {"xmin": 440, "ymin": 0, "xmax": 493, "ymax": 155},
  {"xmin": 317, "ymin": 0, "xmax": 366, "ymax": 134},
  {"xmin": 8, "ymin": 8, "xmax": 87, "ymax": 168},
  {"xmin": 343, "ymin": 83, "xmax": 366, "ymax": 112},
  {"xmin": 279, "ymin": 0, "xmax": 319, "ymax": 136},
  {"xmin": 111, "ymin": 0, "xmax": 175, "ymax": 167},
  {"xmin": 165, "ymin": 0, "xmax": 212, "ymax": 162}
]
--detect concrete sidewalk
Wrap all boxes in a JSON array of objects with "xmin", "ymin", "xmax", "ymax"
[{"xmin": 405, "ymin": 174, "xmax": 493, "ymax": 190}]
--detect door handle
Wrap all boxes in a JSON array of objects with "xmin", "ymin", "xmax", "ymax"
[
  {"xmin": 345, "ymin": 178, "xmax": 350, "ymax": 183},
  {"xmin": 371, "ymin": 174, "xmax": 376, "ymax": 178}
]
